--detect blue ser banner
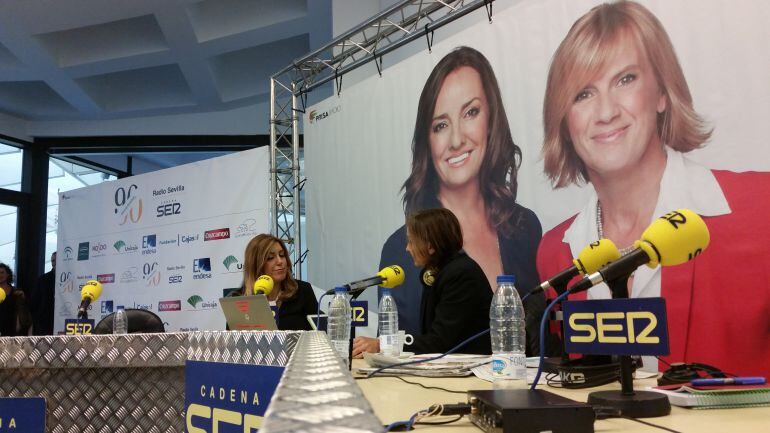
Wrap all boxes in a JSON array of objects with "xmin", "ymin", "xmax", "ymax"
[
  {"xmin": 0, "ymin": 398, "xmax": 45, "ymax": 432},
  {"xmin": 185, "ymin": 360, "xmax": 284, "ymax": 433},
  {"xmin": 563, "ymin": 297, "xmax": 670, "ymax": 356}
]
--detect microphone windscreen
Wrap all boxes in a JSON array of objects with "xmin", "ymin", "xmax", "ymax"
[
  {"xmin": 81, "ymin": 280, "xmax": 103, "ymax": 302},
  {"xmin": 253, "ymin": 275, "xmax": 274, "ymax": 295},
  {"xmin": 0, "ymin": 288, "xmax": 5, "ymax": 304},
  {"xmin": 378, "ymin": 265, "xmax": 405, "ymax": 288},
  {"xmin": 573, "ymin": 238, "xmax": 621, "ymax": 275},
  {"xmin": 637, "ymin": 209, "xmax": 710, "ymax": 267}
]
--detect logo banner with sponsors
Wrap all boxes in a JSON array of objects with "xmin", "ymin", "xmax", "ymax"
[{"xmin": 55, "ymin": 148, "xmax": 269, "ymax": 333}]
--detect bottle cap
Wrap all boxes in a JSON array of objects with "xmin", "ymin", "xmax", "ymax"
[
  {"xmin": 381, "ymin": 288, "xmax": 391, "ymax": 296},
  {"xmin": 116, "ymin": 306, "xmax": 125, "ymax": 311},
  {"xmin": 334, "ymin": 286, "xmax": 347, "ymax": 293},
  {"xmin": 496, "ymin": 275, "xmax": 515, "ymax": 284}
]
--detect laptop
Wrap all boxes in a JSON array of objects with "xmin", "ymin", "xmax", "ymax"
[{"xmin": 219, "ymin": 294, "xmax": 278, "ymax": 330}]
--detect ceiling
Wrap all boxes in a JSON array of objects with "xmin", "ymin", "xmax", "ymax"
[{"xmin": 0, "ymin": 0, "xmax": 332, "ymax": 122}]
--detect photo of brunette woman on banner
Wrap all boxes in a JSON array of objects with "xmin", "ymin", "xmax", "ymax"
[
  {"xmin": 378, "ymin": 46, "xmax": 546, "ymax": 356},
  {"xmin": 536, "ymin": 1, "xmax": 770, "ymax": 377}
]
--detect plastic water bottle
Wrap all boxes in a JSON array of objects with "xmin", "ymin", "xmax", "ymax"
[
  {"xmin": 490, "ymin": 275, "xmax": 526, "ymax": 383},
  {"xmin": 113, "ymin": 307, "xmax": 128, "ymax": 334},
  {"xmin": 327, "ymin": 286, "xmax": 351, "ymax": 361},
  {"xmin": 378, "ymin": 289, "xmax": 399, "ymax": 356}
]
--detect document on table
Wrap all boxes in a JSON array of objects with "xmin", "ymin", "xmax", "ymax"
[{"xmin": 357, "ymin": 353, "xmax": 491, "ymax": 377}]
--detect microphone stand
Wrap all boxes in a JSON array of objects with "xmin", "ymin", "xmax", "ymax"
[
  {"xmin": 543, "ymin": 281, "xmax": 570, "ymax": 374},
  {"xmin": 586, "ymin": 273, "xmax": 671, "ymax": 418}
]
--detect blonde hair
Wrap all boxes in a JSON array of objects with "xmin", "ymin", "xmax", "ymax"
[
  {"xmin": 242, "ymin": 234, "xmax": 298, "ymax": 301},
  {"xmin": 542, "ymin": 0, "xmax": 712, "ymax": 187}
]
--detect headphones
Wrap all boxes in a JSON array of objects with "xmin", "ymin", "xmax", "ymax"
[
  {"xmin": 545, "ymin": 355, "xmax": 642, "ymax": 389},
  {"xmin": 658, "ymin": 362, "xmax": 726, "ymax": 386}
]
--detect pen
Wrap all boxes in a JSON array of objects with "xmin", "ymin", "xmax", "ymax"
[{"xmin": 691, "ymin": 377, "xmax": 766, "ymax": 386}]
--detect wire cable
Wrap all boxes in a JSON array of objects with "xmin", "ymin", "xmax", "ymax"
[
  {"xmin": 315, "ymin": 292, "xmax": 327, "ymax": 329},
  {"xmin": 531, "ymin": 290, "xmax": 571, "ymax": 390},
  {"xmin": 369, "ymin": 374, "xmax": 468, "ymax": 395}
]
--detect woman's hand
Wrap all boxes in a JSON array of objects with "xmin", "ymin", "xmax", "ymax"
[{"xmin": 352, "ymin": 336, "xmax": 380, "ymax": 358}]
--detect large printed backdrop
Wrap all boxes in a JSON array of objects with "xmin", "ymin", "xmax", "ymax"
[
  {"xmin": 304, "ymin": 0, "xmax": 770, "ymax": 331},
  {"xmin": 55, "ymin": 148, "xmax": 269, "ymax": 333}
]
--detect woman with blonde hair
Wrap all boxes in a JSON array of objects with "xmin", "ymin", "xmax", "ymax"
[
  {"xmin": 537, "ymin": 1, "xmax": 770, "ymax": 377},
  {"xmin": 235, "ymin": 234, "xmax": 318, "ymax": 331}
]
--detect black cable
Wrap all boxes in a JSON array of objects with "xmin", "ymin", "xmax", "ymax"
[
  {"xmin": 619, "ymin": 415, "xmax": 682, "ymax": 433},
  {"xmin": 594, "ymin": 406, "xmax": 682, "ymax": 433},
  {"xmin": 390, "ymin": 375, "xmax": 468, "ymax": 395},
  {"xmin": 357, "ymin": 374, "xmax": 467, "ymax": 395}
]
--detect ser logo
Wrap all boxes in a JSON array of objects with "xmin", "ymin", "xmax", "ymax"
[
  {"xmin": 563, "ymin": 298, "xmax": 670, "ymax": 356},
  {"xmin": 157, "ymin": 200, "xmax": 182, "ymax": 218},
  {"xmin": 143, "ymin": 262, "xmax": 161, "ymax": 287},
  {"xmin": 115, "ymin": 184, "xmax": 143, "ymax": 225}
]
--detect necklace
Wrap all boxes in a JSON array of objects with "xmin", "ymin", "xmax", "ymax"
[{"xmin": 596, "ymin": 201, "xmax": 637, "ymax": 256}]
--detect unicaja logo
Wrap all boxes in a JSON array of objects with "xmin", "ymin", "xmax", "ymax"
[
  {"xmin": 222, "ymin": 255, "xmax": 242, "ymax": 271},
  {"xmin": 187, "ymin": 295, "xmax": 203, "ymax": 308}
]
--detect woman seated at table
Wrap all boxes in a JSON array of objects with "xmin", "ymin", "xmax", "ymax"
[
  {"xmin": 353, "ymin": 208, "xmax": 492, "ymax": 356},
  {"xmin": 231, "ymin": 234, "xmax": 318, "ymax": 331}
]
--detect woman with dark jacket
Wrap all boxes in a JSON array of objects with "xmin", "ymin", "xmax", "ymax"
[
  {"xmin": 354, "ymin": 208, "xmax": 492, "ymax": 356},
  {"xmin": 232, "ymin": 234, "xmax": 318, "ymax": 331},
  {"xmin": 0, "ymin": 263, "xmax": 31, "ymax": 337}
]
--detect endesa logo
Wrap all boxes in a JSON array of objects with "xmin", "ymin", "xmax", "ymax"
[
  {"xmin": 193, "ymin": 258, "xmax": 212, "ymax": 280},
  {"xmin": 115, "ymin": 184, "xmax": 143, "ymax": 225},
  {"xmin": 142, "ymin": 234, "xmax": 157, "ymax": 255},
  {"xmin": 156, "ymin": 199, "xmax": 182, "ymax": 218},
  {"xmin": 143, "ymin": 262, "xmax": 161, "ymax": 287},
  {"xmin": 204, "ymin": 228, "xmax": 230, "ymax": 241},
  {"xmin": 159, "ymin": 300, "xmax": 182, "ymax": 312},
  {"xmin": 101, "ymin": 300, "xmax": 114, "ymax": 315},
  {"xmin": 97, "ymin": 273, "xmax": 115, "ymax": 284},
  {"xmin": 77, "ymin": 242, "xmax": 90, "ymax": 261}
]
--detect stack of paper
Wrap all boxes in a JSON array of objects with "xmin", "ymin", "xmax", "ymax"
[
  {"xmin": 357, "ymin": 353, "xmax": 490, "ymax": 377},
  {"xmin": 648, "ymin": 385, "xmax": 770, "ymax": 409}
]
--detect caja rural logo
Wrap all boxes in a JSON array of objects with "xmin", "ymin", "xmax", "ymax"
[{"xmin": 114, "ymin": 184, "xmax": 143, "ymax": 225}]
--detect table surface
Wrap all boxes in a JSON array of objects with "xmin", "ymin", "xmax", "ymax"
[{"xmin": 352, "ymin": 360, "xmax": 769, "ymax": 433}]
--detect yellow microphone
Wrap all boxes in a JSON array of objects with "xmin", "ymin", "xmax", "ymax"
[
  {"xmin": 636, "ymin": 209, "xmax": 710, "ymax": 268},
  {"xmin": 253, "ymin": 275, "xmax": 274, "ymax": 296},
  {"xmin": 376, "ymin": 265, "xmax": 405, "ymax": 289},
  {"xmin": 78, "ymin": 280, "xmax": 103, "ymax": 318},
  {"xmin": 325, "ymin": 265, "xmax": 406, "ymax": 295},
  {"xmin": 0, "ymin": 288, "xmax": 6, "ymax": 304},
  {"xmin": 536, "ymin": 238, "xmax": 621, "ymax": 294},
  {"xmin": 570, "ymin": 209, "xmax": 709, "ymax": 294}
]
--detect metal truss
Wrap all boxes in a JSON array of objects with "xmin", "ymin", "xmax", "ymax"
[{"xmin": 269, "ymin": 0, "xmax": 495, "ymax": 276}]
